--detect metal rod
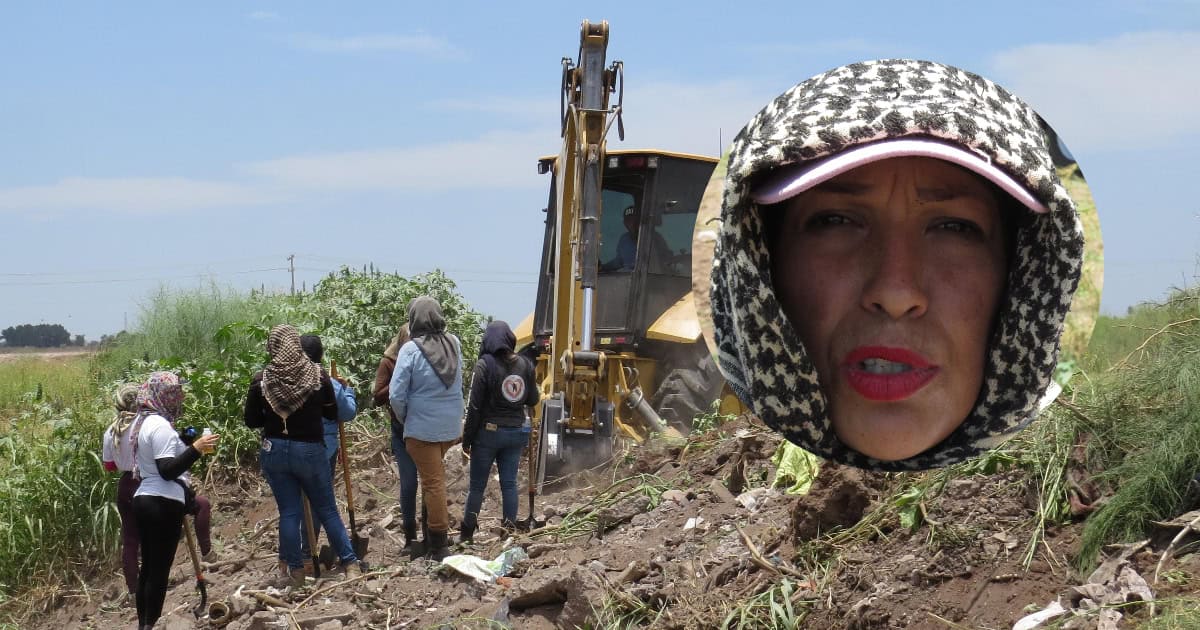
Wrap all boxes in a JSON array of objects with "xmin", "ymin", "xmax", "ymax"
[{"xmin": 581, "ymin": 288, "xmax": 594, "ymax": 351}]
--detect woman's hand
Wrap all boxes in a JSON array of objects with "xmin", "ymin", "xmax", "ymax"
[{"xmin": 194, "ymin": 433, "xmax": 221, "ymax": 455}]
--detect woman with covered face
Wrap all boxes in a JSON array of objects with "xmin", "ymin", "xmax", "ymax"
[
  {"xmin": 459, "ymin": 320, "xmax": 539, "ymax": 542},
  {"xmin": 710, "ymin": 59, "xmax": 1084, "ymax": 470},
  {"xmin": 373, "ymin": 323, "xmax": 426, "ymax": 555},
  {"xmin": 389, "ymin": 296, "xmax": 465, "ymax": 561},
  {"xmin": 128, "ymin": 372, "xmax": 220, "ymax": 630},
  {"xmin": 244, "ymin": 324, "xmax": 362, "ymax": 586}
]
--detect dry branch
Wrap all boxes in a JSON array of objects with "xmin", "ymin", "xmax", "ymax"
[
  {"xmin": 734, "ymin": 524, "xmax": 809, "ymax": 581},
  {"xmin": 1154, "ymin": 510, "xmax": 1200, "ymax": 584}
]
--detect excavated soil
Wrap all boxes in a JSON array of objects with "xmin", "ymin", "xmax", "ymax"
[{"xmin": 18, "ymin": 416, "xmax": 1200, "ymax": 629}]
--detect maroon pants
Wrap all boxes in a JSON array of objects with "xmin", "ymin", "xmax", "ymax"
[{"xmin": 117, "ymin": 473, "xmax": 212, "ymax": 595}]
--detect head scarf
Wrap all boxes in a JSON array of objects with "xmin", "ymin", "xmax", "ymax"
[
  {"xmin": 408, "ymin": 296, "xmax": 459, "ymax": 388},
  {"xmin": 262, "ymin": 324, "xmax": 322, "ymax": 419},
  {"xmin": 109, "ymin": 383, "xmax": 141, "ymax": 440},
  {"xmin": 710, "ymin": 59, "xmax": 1084, "ymax": 471},
  {"xmin": 136, "ymin": 371, "xmax": 184, "ymax": 422},
  {"xmin": 129, "ymin": 371, "xmax": 185, "ymax": 479},
  {"xmin": 481, "ymin": 320, "xmax": 516, "ymax": 359},
  {"xmin": 383, "ymin": 323, "xmax": 411, "ymax": 361}
]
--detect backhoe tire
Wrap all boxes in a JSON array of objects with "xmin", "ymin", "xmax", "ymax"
[{"xmin": 650, "ymin": 342, "xmax": 724, "ymax": 435}]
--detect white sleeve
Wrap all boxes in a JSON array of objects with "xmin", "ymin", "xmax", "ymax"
[{"xmin": 101, "ymin": 429, "xmax": 115, "ymax": 463}]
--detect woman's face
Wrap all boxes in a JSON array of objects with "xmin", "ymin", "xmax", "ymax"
[{"xmin": 770, "ymin": 157, "xmax": 1008, "ymax": 461}]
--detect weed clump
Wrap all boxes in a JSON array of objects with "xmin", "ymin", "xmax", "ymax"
[{"xmin": 1021, "ymin": 287, "xmax": 1200, "ymax": 572}]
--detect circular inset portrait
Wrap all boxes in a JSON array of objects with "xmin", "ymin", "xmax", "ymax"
[{"xmin": 692, "ymin": 58, "xmax": 1103, "ymax": 471}]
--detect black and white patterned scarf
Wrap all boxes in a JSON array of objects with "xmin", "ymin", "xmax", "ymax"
[
  {"xmin": 262, "ymin": 324, "xmax": 322, "ymax": 420},
  {"xmin": 710, "ymin": 59, "xmax": 1084, "ymax": 471}
]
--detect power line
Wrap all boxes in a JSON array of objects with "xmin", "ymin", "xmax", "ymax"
[
  {"xmin": 0, "ymin": 256, "xmax": 285, "ymax": 278},
  {"xmin": 0, "ymin": 267, "xmax": 288, "ymax": 287}
]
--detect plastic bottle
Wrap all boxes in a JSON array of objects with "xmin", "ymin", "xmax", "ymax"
[{"xmin": 201, "ymin": 428, "xmax": 214, "ymax": 454}]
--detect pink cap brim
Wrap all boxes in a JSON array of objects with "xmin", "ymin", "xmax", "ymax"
[{"xmin": 750, "ymin": 138, "xmax": 1050, "ymax": 214}]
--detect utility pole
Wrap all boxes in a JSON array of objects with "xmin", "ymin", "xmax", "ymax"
[{"xmin": 288, "ymin": 254, "xmax": 296, "ymax": 296}]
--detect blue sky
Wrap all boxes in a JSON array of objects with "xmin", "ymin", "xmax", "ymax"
[{"xmin": 1, "ymin": 1, "xmax": 1198, "ymax": 340}]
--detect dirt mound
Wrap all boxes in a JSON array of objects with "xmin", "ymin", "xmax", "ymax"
[{"xmin": 791, "ymin": 465, "xmax": 875, "ymax": 541}]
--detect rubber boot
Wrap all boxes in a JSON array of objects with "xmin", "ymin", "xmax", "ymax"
[
  {"xmin": 403, "ymin": 521, "xmax": 425, "ymax": 558},
  {"xmin": 427, "ymin": 530, "xmax": 450, "ymax": 562},
  {"xmin": 457, "ymin": 516, "xmax": 476, "ymax": 545}
]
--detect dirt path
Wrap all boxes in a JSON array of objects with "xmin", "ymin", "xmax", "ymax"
[{"xmin": 0, "ymin": 349, "xmax": 94, "ymax": 363}]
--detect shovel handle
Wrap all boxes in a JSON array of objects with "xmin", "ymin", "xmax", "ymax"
[
  {"xmin": 301, "ymin": 492, "xmax": 321, "ymax": 578},
  {"xmin": 182, "ymin": 516, "xmax": 207, "ymax": 617},
  {"xmin": 332, "ymin": 359, "xmax": 358, "ymax": 544},
  {"xmin": 527, "ymin": 423, "xmax": 536, "ymax": 523}
]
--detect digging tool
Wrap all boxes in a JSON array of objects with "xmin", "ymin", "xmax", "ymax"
[
  {"xmin": 526, "ymin": 415, "xmax": 537, "ymax": 530},
  {"xmin": 182, "ymin": 516, "xmax": 208, "ymax": 618},
  {"xmin": 331, "ymin": 360, "xmax": 368, "ymax": 558},
  {"xmin": 301, "ymin": 492, "xmax": 322, "ymax": 578}
]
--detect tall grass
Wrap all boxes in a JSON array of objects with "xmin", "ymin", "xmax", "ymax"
[
  {"xmin": 1014, "ymin": 287, "xmax": 1200, "ymax": 571},
  {"xmin": 91, "ymin": 282, "xmax": 284, "ymax": 383},
  {"xmin": 0, "ymin": 357, "xmax": 93, "ymax": 418},
  {"xmin": 0, "ymin": 395, "xmax": 117, "ymax": 604}
]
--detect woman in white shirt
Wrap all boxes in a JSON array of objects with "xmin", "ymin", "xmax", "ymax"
[{"xmin": 128, "ymin": 372, "xmax": 219, "ymax": 630}]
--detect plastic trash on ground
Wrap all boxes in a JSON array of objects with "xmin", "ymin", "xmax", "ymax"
[
  {"xmin": 442, "ymin": 546, "xmax": 529, "ymax": 583},
  {"xmin": 771, "ymin": 442, "xmax": 821, "ymax": 495}
]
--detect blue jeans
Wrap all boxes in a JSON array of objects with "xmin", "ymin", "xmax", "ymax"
[
  {"xmin": 464, "ymin": 425, "xmax": 528, "ymax": 526},
  {"xmin": 300, "ymin": 451, "xmax": 339, "ymax": 555},
  {"xmin": 390, "ymin": 432, "xmax": 420, "ymax": 530},
  {"xmin": 261, "ymin": 437, "xmax": 357, "ymax": 569}
]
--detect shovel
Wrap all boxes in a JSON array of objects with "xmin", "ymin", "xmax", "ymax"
[
  {"xmin": 331, "ymin": 360, "xmax": 368, "ymax": 559},
  {"xmin": 526, "ymin": 423, "xmax": 538, "ymax": 530},
  {"xmin": 301, "ymin": 493, "xmax": 322, "ymax": 578},
  {"xmin": 182, "ymin": 516, "xmax": 207, "ymax": 618}
]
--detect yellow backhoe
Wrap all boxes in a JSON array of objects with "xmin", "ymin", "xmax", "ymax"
[{"xmin": 515, "ymin": 20, "xmax": 738, "ymax": 490}]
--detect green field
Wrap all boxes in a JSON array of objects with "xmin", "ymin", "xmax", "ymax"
[{"xmin": 0, "ymin": 355, "xmax": 94, "ymax": 420}]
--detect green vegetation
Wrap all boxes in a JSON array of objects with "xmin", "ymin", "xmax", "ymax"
[
  {"xmin": 1136, "ymin": 598, "xmax": 1200, "ymax": 629},
  {"xmin": 1069, "ymin": 288, "xmax": 1200, "ymax": 570},
  {"xmin": 90, "ymin": 282, "xmax": 282, "ymax": 382},
  {"xmin": 720, "ymin": 578, "xmax": 812, "ymax": 629},
  {"xmin": 0, "ymin": 392, "xmax": 116, "ymax": 604},
  {"xmin": 0, "ymin": 267, "xmax": 485, "ymax": 612},
  {"xmin": 0, "ymin": 357, "xmax": 93, "ymax": 418},
  {"xmin": 0, "ymin": 323, "xmax": 79, "ymax": 348}
]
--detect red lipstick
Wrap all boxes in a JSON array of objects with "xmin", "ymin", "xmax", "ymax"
[{"xmin": 841, "ymin": 346, "xmax": 939, "ymax": 402}]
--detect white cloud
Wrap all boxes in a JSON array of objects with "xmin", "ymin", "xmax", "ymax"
[
  {"xmin": 0, "ymin": 177, "xmax": 281, "ymax": 215},
  {"xmin": 0, "ymin": 78, "xmax": 777, "ymax": 216},
  {"xmin": 239, "ymin": 130, "xmax": 555, "ymax": 191},
  {"xmin": 990, "ymin": 31, "xmax": 1200, "ymax": 152},
  {"xmin": 248, "ymin": 11, "xmax": 279, "ymax": 21},
  {"xmin": 614, "ymin": 80, "xmax": 776, "ymax": 156},
  {"xmin": 289, "ymin": 33, "xmax": 466, "ymax": 59}
]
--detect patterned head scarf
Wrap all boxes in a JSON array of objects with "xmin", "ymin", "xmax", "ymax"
[
  {"xmin": 710, "ymin": 59, "xmax": 1084, "ymax": 471},
  {"xmin": 136, "ymin": 371, "xmax": 184, "ymax": 422},
  {"xmin": 408, "ymin": 296, "xmax": 460, "ymax": 388},
  {"xmin": 128, "ymin": 371, "xmax": 185, "ymax": 479},
  {"xmin": 262, "ymin": 324, "xmax": 322, "ymax": 420},
  {"xmin": 108, "ymin": 383, "xmax": 141, "ymax": 440},
  {"xmin": 114, "ymin": 383, "xmax": 140, "ymax": 412}
]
